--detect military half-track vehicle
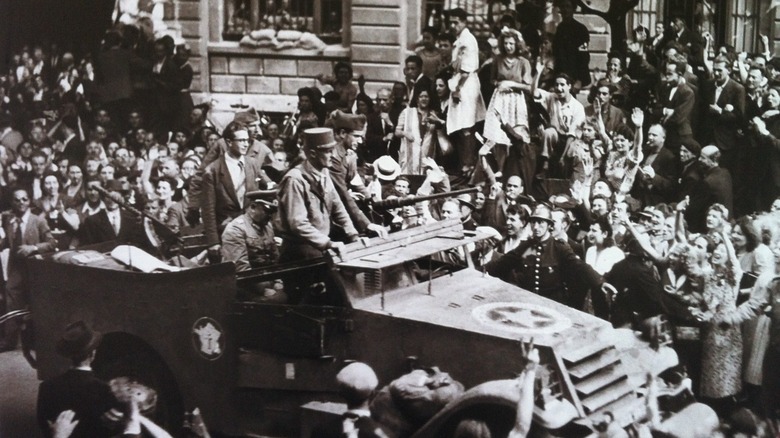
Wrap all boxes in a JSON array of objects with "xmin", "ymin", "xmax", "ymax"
[{"xmin": 22, "ymin": 219, "xmax": 698, "ymax": 437}]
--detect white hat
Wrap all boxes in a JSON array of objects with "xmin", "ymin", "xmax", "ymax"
[
  {"xmin": 373, "ymin": 155, "xmax": 401, "ymax": 182},
  {"xmin": 336, "ymin": 362, "xmax": 378, "ymax": 401}
]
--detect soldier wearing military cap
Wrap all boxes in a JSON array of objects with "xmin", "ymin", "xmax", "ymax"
[
  {"xmin": 486, "ymin": 204, "xmax": 604, "ymax": 311},
  {"xmin": 278, "ymin": 127, "xmax": 359, "ymax": 255},
  {"xmin": 221, "ymin": 189, "xmax": 279, "ymax": 272},
  {"xmin": 277, "ymin": 128, "xmax": 362, "ymax": 302},
  {"xmin": 326, "ymin": 110, "xmax": 387, "ymax": 239},
  {"xmin": 222, "ymin": 189, "xmax": 284, "ymax": 302},
  {"xmin": 456, "ymin": 193, "xmax": 478, "ymax": 231}
]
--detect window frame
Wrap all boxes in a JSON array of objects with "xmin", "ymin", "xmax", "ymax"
[{"xmin": 220, "ymin": 0, "xmax": 349, "ymax": 45}]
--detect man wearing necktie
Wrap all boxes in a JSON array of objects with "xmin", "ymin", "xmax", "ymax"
[
  {"xmin": 0, "ymin": 189, "xmax": 57, "ymax": 351},
  {"xmin": 201, "ymin": 122, "xmax": 266, "ymax": 258},
  {"xmin": 699, "ymin": 55, "xmax": 745, "ymax": 202}
]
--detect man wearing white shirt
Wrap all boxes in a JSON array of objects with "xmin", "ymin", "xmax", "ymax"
[
  {"xmin": 79, "ymin": 180, "xmax": 141, "ymax": 247},
  {"xmin": 533, "ymin": 70, "xmax": 585, "ymax": 177},
  {"xmin": 446, "ymin": 7, "xmax": 486, "ymax": 174},
  {"xmin": 201, "ymin": 122, "xmax": 266, "ymax": 255}
]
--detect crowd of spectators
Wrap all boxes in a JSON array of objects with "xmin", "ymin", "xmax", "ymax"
[{"xmin": 2, "ymin": 0, "xmax": 780, "ymax": 436}]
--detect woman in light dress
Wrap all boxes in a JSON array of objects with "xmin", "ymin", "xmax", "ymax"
[
  {"xmin": 482, "ymin": 27, "xmax": 533, "ymax": 174},
  {"xmin": 395, "ymin": 90, "xmax": 447, "ymax": 174}
]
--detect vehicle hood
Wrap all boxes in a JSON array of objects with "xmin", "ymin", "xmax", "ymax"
[{"xmin": 352, "ymin": 268, "xmax": 610, "ymax": 348}]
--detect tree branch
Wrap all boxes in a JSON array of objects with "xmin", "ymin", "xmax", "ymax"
[
  {"xmin": 574, "ymin": 0, "xmax": 608, "ymax": 18},
  {"xmin": 611, "ymin": 0, "xmax": 640, "ymax": 15}
]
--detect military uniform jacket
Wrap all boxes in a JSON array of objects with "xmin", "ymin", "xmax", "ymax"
[
  {"xmin": 221, "ymin": 213, "xmax": 278, "ymax": 272},
  {"xmin": 278, "ymin": 161, "xmax": 358, "ymax": 251},
  {"xmin": 486, "ymin": 236, "xmax": 602, "ymax": 309}
]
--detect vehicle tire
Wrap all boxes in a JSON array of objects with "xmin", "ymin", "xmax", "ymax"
[{"xmin": 92, "ymin": 334, "xmax": 184, "ymax": 434}]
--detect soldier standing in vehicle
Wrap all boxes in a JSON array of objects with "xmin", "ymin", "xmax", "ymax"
[
  {"xmin": 277, "ymin": 128, "xmax": 359, "ymax": 302},
  {"xmin": 485, "ymin": 204, "xmax": 605, "ymax": 314}
]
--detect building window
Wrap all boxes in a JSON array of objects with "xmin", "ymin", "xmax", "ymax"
[
  {"xmin": 730, "ymin": 0, "xmax": 759, "ymax": 53},
  {"xmin": 223, "ymin": 0, "xmax": 344, "ymax": 44},
  {"xmin": 630, "ymin": 0, "xmax": 661, "ymax": 35},
  {"xmin": 423, "ymin": 0, "xmax": 509, "ymax": 40}
]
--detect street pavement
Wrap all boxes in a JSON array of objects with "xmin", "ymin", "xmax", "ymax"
[{"xmin": 0, "ymin": 349, "xmax": 42, "ymax": 438}]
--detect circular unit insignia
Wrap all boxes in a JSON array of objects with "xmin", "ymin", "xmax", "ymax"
[
  {"xmin": 471, "ymin": 302, "xmax": 572, "ymax": 335},
  {"xmin": 191, "ymin": 317, "xmax": 225, "ymax": 360}
]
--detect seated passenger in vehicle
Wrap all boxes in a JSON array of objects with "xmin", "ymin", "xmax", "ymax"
[
  {"xmin": 222, "ymin": 189, "xmax": 285, "ymax": 302},
  {"xmin": 221, "ymin": 189, "xmax": 279, "ymax": 272}
]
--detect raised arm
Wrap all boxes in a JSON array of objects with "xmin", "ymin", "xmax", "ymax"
[
  {"xmin": 531, "ymin": 57, "xmax": 544, "ymax": 99},
  {"xmin": 508, "ymin": 339, "xmax": 539, "ymax": 438},
  {"xmin": 630, "ymin": 108, "xmax": 645, "ymax": 162}
]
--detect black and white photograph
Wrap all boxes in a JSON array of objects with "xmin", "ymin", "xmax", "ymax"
[{"xmin": 0, "ymin": 0, "xmax": 779, "ymax": 436}]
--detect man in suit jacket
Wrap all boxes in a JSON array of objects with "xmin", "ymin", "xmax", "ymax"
[
  {"xmin": 481, "ymin": 175, "xmax": 534, "ymax": 235},
  {"xmin": 362, "ymin": 89, "xmax": 395, "ymax": 165},
  {"xmin": 79, "ymin": 180, "xmax": 143, "ymax": 248},
  {"xmin": 58, "ymin": 115, "xmax": 86, "ymax": 165},
  {"xmin": 686, "ymin": 145, "xmax": 733, "ymax": 232},
  {"xmin": 670, "ymin": 17, "xmax": 705, "ymax": 75},
  {"xmin": 96, "ymin": 30, "xmax": 133, "ymax": 125},
  {"xmin": 0, "ymin": 188, "xmax": 57, "ymax": 351},
  {"xmin": 201, "ymin": 122, "xmax": 264, "ymax": 252},
  {"xmin": 699, "ymin": 56, "xmax": 746, "ymax": 176},
  {"xmin": 404, "ymin": 55, "xmax": 434, "ymax": 108},
  {"xmin": 658, "ymin": 56, "xmax": 695, "ymax": 155},
  {"xmin": 37, "ymin": 321, "xmax": 123, "ymax": 438},
  {"xmin": 678, "ymin": 138, "xmax": 704, "ymax": 201},
  {"xmin": 633, "ymin": 124, "xmax": 679, "ymax": 205},
  {"xmin": 585, "ymin": 80, "xmax": 626, "ymax": 135},
  {"xmin": 151, "ymin": 39, "xmax": 180, "ymax": 132}
]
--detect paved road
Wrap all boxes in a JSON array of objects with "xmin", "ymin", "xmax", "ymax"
[{"xmin": 0, "ymin": 350, "xmax": 42, "ymax": 438}]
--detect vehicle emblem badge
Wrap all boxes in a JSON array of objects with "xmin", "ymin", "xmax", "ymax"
[
  {"xmin": 472, "ymin": 302, "xmax": 572, "ymax": 335},
  {"xmin": 192, "ymin": 317, "xmax": 225, "ymax": 360}
]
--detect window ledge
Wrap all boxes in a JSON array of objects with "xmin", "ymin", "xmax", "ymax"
[{"xmin": 207, "ymin": 41, "xmax": 350, "ymax": 59}]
